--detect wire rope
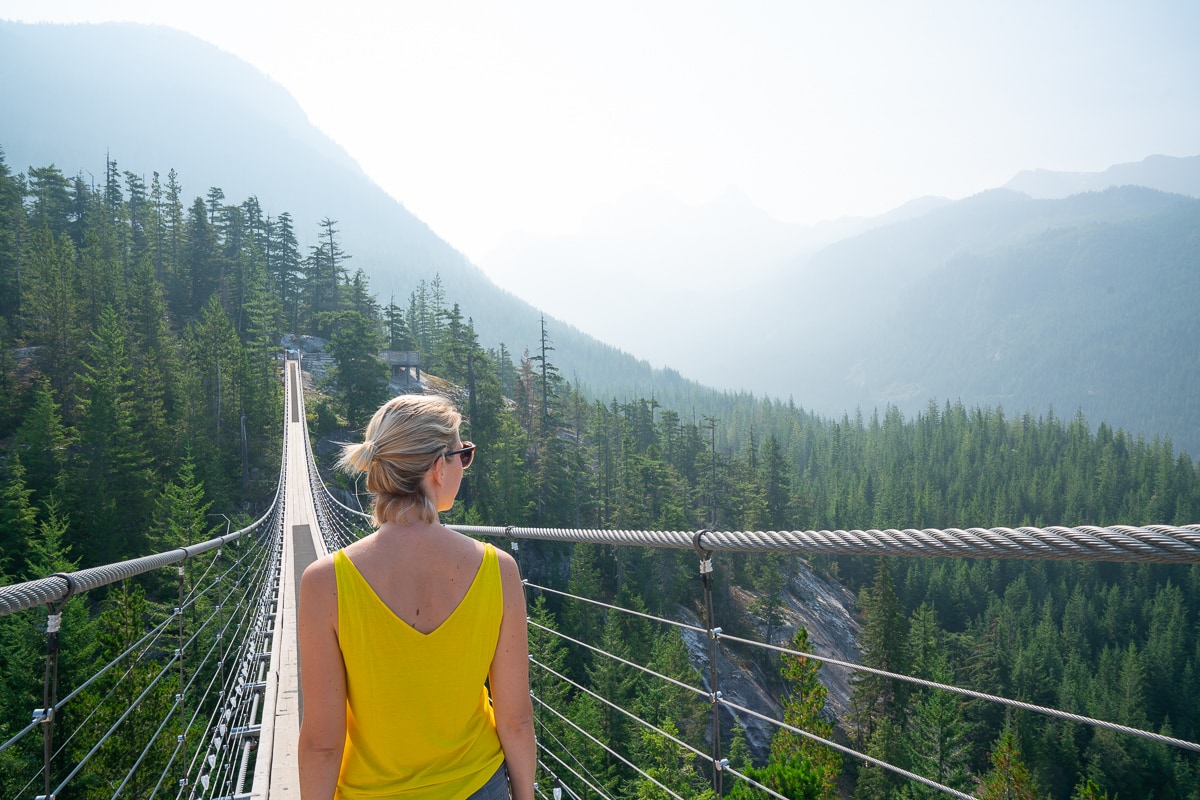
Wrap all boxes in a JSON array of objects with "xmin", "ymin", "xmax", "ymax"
[
  {"xmin": 531, "ymin": 695, "xmax": 685, "ymax": 800},
  {"xmin": 531, "ymin": 658, "xmax": 708, "ymax": 763},
  {"xmin": 535, "ymin": 747, "xmax": 605, "ymax": 800},
  {"xmin": 720, "ymin": 696, "xmax": 975, "ymax": 800},
  {"xmin": 525, "ymin": 581, "xmax": 707, "ymax": 635},
  {"xmin": 533, "ymin": 719, "xmax": 610, "ymax": 799},
  {"xmin": 452, "ymin": 524, "xmax": 1200, "ymax": 563},
  {"xmin": 716, "ymin": 631, "xmax": 1200, "ymax": 754},
  {"xmin": 529, "ymin": 623, "xmax": 710, "ymax": 701}
]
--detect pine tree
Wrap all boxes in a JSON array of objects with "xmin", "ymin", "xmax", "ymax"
[
  {"xmin": 71, "ymin": 305, "xmax": 153, "ymax": 564},
  {"xmin": 184, "ymin": 195, "xmax": 220, "ymax": 314},
  {"xmin": 0, "ymin": 455, "xmax": 38, "ymax": 575},
  {"xmin": 0, "ymin": 149, "xmax": 24, "ymax": 323},
  {"xmin": 977, "ymin": 728, "xmax": 1042, "ymax": 800},
  {"xmin": 323, "ymin": 309, "xmax": 388, "ymax": 428},
  {"xmin": 268, "ymin": 211, "xmax": 303, "ymax": 330},
  {"xmin": 151, "ymin": 456, "xmax": 213, "ymax": 549},
  {"xmin": 849, "ymin": 559, "xmax": 910, "ymax": 745},
  {"xmin": 22, "ymin": 227, "xmax": 81, "ymax": 396},
  {"xmin": 12, "ymin": 378, "xmax": 73, "ymax": 507},
  {"xmin": 766, "ymin": 626, "xmax": 841, "ymax": 799}
]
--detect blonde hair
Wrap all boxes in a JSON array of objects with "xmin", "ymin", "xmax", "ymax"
[{"xmin": 338, "ymin": 394, "xmax": 463, "ymax": 525}]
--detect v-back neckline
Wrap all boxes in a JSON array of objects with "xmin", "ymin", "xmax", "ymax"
[{"xmin": 341, "ymin": 547, "xmax": 489, "ymax": 637}]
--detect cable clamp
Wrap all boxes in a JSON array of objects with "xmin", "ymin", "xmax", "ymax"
[
  {"xmin": 693, "ymin": 530, "xmax": 713, "ymax": 573},
  {"xmin": 709, "ymin": 626, "xmax": 723, "ymax": 640},
  {"xmin": 717, "ymin": 758, "xmax": 730, "ymax": 771},
  {"xmin": 52, "ymin": 571, "xmax": 78, "ymax": 601},
  {"xmin": 32, "ymin": 707, "xmax": 53, "ymax": 724},
  {"xmin": 505, "ymin": 525, "xmax": 518, "ymax": 551},
  {"xmin": 46, "ymin": 613, "xmax": 62, "ymax": 634}
]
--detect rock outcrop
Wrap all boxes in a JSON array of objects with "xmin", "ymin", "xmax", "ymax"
[{"xmin": 678, "ymin": 557, "xmax": 860, "ymax": 761}]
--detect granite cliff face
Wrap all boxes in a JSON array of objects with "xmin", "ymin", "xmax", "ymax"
[{"xmin": 679, "ymin": 558, "xmax": 861, "ymax": 759}]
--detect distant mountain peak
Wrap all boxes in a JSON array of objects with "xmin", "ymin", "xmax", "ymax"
[{"xmin": 1004, "ymin": 153, "xmax": 1200, "ymax": 200}]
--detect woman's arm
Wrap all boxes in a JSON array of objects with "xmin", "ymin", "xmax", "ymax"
[
  {"xmin": 489, "ymin": 549, "xmax": 536, "ymax": 800},
  {"xmin": 297, "ymin": 556, "xmax": 347, "ymax": 799}
]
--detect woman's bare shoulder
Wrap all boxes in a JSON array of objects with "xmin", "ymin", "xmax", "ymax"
[
  {"xmin": 300, "ymin": 553, "xmax": 338, "ymax": 611},
  {"xmin": 302, "ymin": 551, "xmax": 337, "ymax": 580}
]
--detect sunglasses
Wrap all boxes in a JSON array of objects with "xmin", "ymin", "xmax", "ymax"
[{"xmin": 442, "ymin": 442, "xmax": 476, "ymax": 470}]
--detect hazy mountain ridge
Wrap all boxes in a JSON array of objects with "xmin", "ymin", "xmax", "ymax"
[
  {"xmin": 0, "ymin": 20, "xmax": 719, "ymax": 407},
  {"xmin": 754, "ymin": 187, "xmax": 1200, "ymax": 454},
  {"xmin": 3, "ymin": 20, "xmax": 1197, "ymax": 456},
  {"xmin": 1004, "ymin": 154, "xmax": 1200, "ymax": 199},
  {"xmin": 481, "ymin": 188, "xmax": 953, "ymax": 362}
]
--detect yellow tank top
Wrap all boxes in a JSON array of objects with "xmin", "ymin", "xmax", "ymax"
[{"xmin": 333, "ymin": 544, "xmax": 506, "ymax": 798}]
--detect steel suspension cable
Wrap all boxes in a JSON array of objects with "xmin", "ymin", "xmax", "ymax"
[
  {"xmin": 525, "ymin": 581, "xmax": 707, "ymax": 635},
  {"xmin": 533, "ymin": 721, "xmax": 610, "ymax": 799},
  {"xmin": 453, "ymin": 524, "xmax": 1200, "ymax": 563},
  {"xmin": 720, "ymin": 696, "xmax": 976, "ymax": 800},
  {"xmin": 7, "ymin": 535, "xmax": 274, "ymax": 800},
  {"xmin": 531, "ymin": 657, "xmax": 708, "ymax": 763},
  {"xmin": 717, "ymin": 631, "xmax": 1200, "ymax": 754},
  {"xmin": 535, "ymin": 748, "xmax": 604, "ymax": 800},
  {"xmin": 531, "ymin": 695, "xmax": 685, "ymax": 800},
  {"xmin": 529, "ymin": 622, "xmax": 709, "ymax": 701}
]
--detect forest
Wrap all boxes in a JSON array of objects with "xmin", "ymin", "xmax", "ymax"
[{"xmin": 0, "ymin": 147, "xmax": 1198, "ymax": 798}]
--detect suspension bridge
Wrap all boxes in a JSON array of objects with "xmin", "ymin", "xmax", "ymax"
[{"xmin": 2, "ymin": 359, "xmax": 1199, "ymax": 799}]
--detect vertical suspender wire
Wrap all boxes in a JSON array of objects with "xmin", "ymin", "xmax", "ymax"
[
  {"xmin": 39, "ymin": 572, "xmax": 74, "ymax": 800},
  {"xmin": 177, "ymin": 562, "xmax": 187, "ymax": 795},
  {"xmin": 40, "ymin": 603, "xmax": 63, "ymax": 800},
  {"xmin": 694, "ymin": 531, "xmax": 724, "ymax": 796}
]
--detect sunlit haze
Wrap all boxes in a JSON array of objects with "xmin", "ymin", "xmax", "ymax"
[{"xmin": 2, "ymin": 0, "xmax": 1197, "ymax": 270}]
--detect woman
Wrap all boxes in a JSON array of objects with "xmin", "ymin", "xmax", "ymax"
[{"xmin": 298, "ymin": 394, "xmax": 534, "ymax": 799}]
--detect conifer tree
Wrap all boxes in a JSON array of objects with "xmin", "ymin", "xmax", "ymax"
[
  {"xmin": 12, "ymin": 378, "xmax": 72, "ymax": 507},
  {"xmin": 977, "ymin": 728, "xmax": 1042, "ymax": 800},
  {"xmin": 71, "ymin": 305, "xmax": 153, "ymax": 564},
  {"xmin": 184, "ymin": 195, "xmax": 220, "ymax": 313},
  {"xmin": 767, "ymin": 626, "xmax": 841, "ymax": 799},
  {"xmin": 0, "ymin": 455, "xmax": 38, "ymax": 575},
  {"xmin": 324, "ymin": 308, "xmax": 388, "ymax": 428},
  {"xmin": 0, "ymin": 150, "xmax": 24, "ymax": 323},
  {"xmin": 268, "ymin": 211, "xmax": 303, "ymax": 330},
  {"xmin": 21, "ymin": 227, "xmax": 80, "ymax": 398},
  {"xmin": 849, "ymin": 559, "xmax": 910, "ymax": 745}
]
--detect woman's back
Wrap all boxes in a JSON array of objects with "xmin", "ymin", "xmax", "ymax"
[
  {"xmin": 341, "ymin": 524, "xmax": 486, "ymax": 634},
  {"xmin": 333, "ymin": 533, "xmax": 505, "ymax": 797}
]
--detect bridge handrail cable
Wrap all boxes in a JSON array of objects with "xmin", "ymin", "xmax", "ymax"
[
  {"xmin": 454, "ymin": 524, "xmax": 1200, "ymax": 563},
  {"xmin": 531, "ymin": 694, "xmax": 687, "ymax": 800}
]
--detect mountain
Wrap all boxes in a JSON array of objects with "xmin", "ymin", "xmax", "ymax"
[
  {"xmin": 0, "ymin": 20, "xmax": 702, "ymax": 403},
  {"xmin": 750, "ymin": 186, "xmax": 1200, "ymax": 454},
  {"xmin": 481, "ymin": 187, "xmax": 951, "ymax": 370},
  {"xmin": 3, "ymin": 21, "xmax": 1198, "ymax": 456},
  {"xmin": 1004, "ymin": 154, "xmax": 1200, "ymax": 199}
]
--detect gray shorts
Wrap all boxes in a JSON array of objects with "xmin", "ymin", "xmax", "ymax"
[{"xmin": 467, "ymin": 762, "xmax": 510, "ymax": 800}]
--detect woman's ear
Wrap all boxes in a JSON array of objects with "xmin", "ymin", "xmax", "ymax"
[{"xmin": 426, "ymin": 455, "xmax": 446, "ymax": 488}]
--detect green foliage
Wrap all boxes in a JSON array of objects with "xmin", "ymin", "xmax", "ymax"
[
  {"xmin": 774, "ymin": 627, "xmax": 841, "ymax": 798},
  {"xmin": 976, "ymin": 728, "xmax": 1043, "ymax": 800},
  {"xmin": 322, "ymin": 308, "xmax": 388, "ymax": 427},
  {"xmin": 3, "ymin": 150, "xmax": 1199, "ymax": 799}
]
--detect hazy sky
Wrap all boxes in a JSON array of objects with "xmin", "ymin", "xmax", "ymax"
[{"xmin": 1, "ymin": 0, "xmax": 1197, "ymax": 265}]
